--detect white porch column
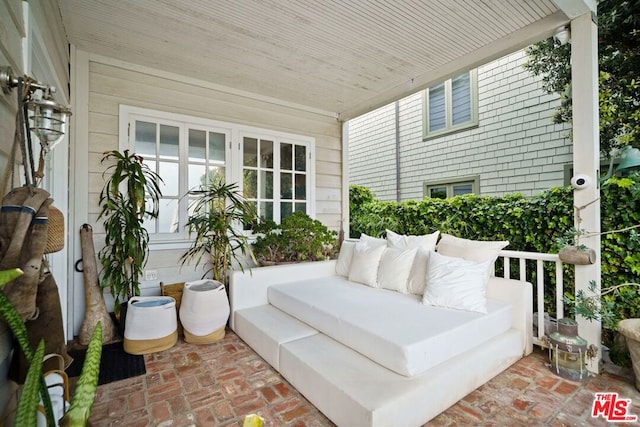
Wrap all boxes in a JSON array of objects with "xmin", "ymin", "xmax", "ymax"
[{"xmin": 570, "ymin": 12, "xmax": 601, "ymax": 373}]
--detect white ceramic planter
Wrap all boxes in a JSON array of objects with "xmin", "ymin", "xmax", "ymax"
[{"xmin": 180, "ymin": 280, "xmax": 229, "ymax": 344}]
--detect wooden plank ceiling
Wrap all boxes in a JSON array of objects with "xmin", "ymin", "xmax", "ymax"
[{"xmin": 57, "ymin": 0, "xmax": 574, "ymax": 120}]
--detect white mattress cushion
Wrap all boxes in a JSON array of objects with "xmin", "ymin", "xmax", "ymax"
[
  {"xmin": 268, "ymin": 276, "xmax": 512, "ymax": 377},
  {"xmin": 234, "ymin": 305, "xmax": 318, "ymax": 370},
  {"xmin": 280, "ymin": 331, "xmax": 523, "ymax": 427}
]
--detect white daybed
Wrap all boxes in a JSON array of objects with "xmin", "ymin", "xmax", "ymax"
[{"xmin": 229, "ymin": 233, "xmax": 533, "ymax": 426}]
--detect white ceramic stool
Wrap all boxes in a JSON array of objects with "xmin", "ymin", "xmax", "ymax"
[
  {"xmin": 180, "ymin": 280, "xmax": 229, "ymax": 344},
  {"xmin": 123, "ymin": 296, "xmax": 178, "ymax": 355}
]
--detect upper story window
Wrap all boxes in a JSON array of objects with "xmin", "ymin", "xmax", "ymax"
[
  {"xmin": 423, "ymin": 70, "xmax": 478, "ymax": 138},
  {"xmin": 120, "ymin": 106, "xmax": 315, "ymax": 247}
]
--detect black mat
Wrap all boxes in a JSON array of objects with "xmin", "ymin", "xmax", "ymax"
[{"xmin": 66, "ymin": 341, "xmax": 146, "ymax": 385}]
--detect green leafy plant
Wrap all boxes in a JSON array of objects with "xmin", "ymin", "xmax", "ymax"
[
  {"xmin": 180, "ymin": 178, "xmax": 257, "ymax": 287},
  {"xmin": 555, "ymin": 227, "xmax": 589, "ymax": 251},
  {"xmin": 524, "ymin": 0, "xmax": 640, "ymax": 156},
  {"xmin": 564, "ymin": 280, "xmax": 640, "ymax": 331},
  {"xmin": 251, "ymin": 212, "xmax": 338, "ymax": 264},
  {"xmin": 0, "ymin": 268, "xmax": 55, "ymax": 426},
  {"xmin": 349, "ymin": 176, "xmax": 640, "ymax": 330},
  {"xmin": 0, "ymin": 268, "xmax": 103, "ymax": 426},
  {"xmin": 98, "ymin": 150, "xmax": 162, "ymax": 314},
  {"xmin": 16, "ymin": 340, "xmax": 46, "ymax": 426},
  {"xmin": 60, "ymin": 322, "xmax": 103, "ymax": 426}
]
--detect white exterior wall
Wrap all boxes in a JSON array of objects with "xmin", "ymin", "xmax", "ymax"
[
  {"xmin": 0, "ymin": 1, "xmax": 24, "ymax": 414},
  {"xmin": 349, "ymin": 50, "xmax": 573, "ymax": 200},
  {"xmin": 0, "ymin": 0, "xmax": 70, "ymax": 414},
  {"xmin": 348, "ymin": 103, "xmax": 398, "ymax": 199},
  {"xmin": 69, "ymin": 54, "xmax": 343, "ymax": 335}
]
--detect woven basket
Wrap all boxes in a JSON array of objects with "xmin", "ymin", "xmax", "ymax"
[
  {"xmin": 45, "ymin": 205, "xmax": 64, "ymax": 254},
  {"xmin": 161, "ymin": 282, "xmax": 185, "ymax": 334}
]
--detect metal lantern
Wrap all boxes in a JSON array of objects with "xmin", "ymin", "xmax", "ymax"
[
  {"xmin": 1, "ymin": 66, "xmax": 72, "ymax": 153},
  {"xmin": 548, "ymin": 318, "xmax": 589, "ymax": 381},
  {"xmin": 26, "ymin": 97, "xmax": 72, "ymax": 153}
]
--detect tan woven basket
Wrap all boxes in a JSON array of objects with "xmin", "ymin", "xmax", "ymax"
[
  {"xmin": 45, "ymin": 205, "xmax": 64, "ymax": 254},
  {"xmin": 161, "ymin": 282, "xmax": 185, "ymax": 334}
]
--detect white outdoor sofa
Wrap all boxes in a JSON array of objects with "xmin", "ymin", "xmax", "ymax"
[{"xmin": 229, "ymin": 234, "xmax": 533, "ymax": 426}]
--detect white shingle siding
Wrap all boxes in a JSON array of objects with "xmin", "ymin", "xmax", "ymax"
[{"xmin": 348, "ymin": 50, "xmax": 572, "ymax": 200}]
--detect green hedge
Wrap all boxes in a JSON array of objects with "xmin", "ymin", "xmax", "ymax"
[{"xmin": 349, "ymin": 176, "xmax": 640, "ymax": 325}]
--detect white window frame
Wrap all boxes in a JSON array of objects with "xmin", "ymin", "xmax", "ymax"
[
  {"xmin": 238, "ymin": 131, "xmax": 315, "ymax": 224},
  {"xmin": 119, "ymin": 106, "xmax": 315, "ymax": 249},
  {"xmin": 423, "ymin": 176, "xmax": 480, "ymax": 199},
  {"xmin": 423, "ymin": 69, "xmax": 479, "ymax": 139}
]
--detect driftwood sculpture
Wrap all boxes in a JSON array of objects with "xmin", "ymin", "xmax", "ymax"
[{"xmin": 79, "ymin": 224, "xmax": 116, "ymax": 345}]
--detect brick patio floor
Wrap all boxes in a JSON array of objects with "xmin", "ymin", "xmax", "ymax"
[{"xmin": 83, "ymin": 331, "xmax": 640, "ymax": 426}]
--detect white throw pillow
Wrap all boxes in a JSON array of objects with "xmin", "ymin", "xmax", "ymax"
[
  {"xmin": 385, "ymin": 230, "xmax": 439, "ymax": 295},
  {"xmin": 360, "ymin": 233, "xmax": 387, "ymax": 248},
  {"xmin": 335, "ymin": 240, "xmax": 357, "ymax": 277},
  {"xmin": 377, "ymin": 247, "xmax": 418, "ymax": 293},
  {"xmin": 407, "ymin": 248, "xmax": 432, "ymax": 295},
  {"xmin": 348, "ymin": 240, "xmax": 386, "ymax": 287},
  {"xmin": 386, "ymin": 229, "xmax": 439, "ymax": 251},
  {"xmin": 436, "ymin": 233, "xmax": 509, "ymax": 264},
  {"xmin": 422, "ymin": 251, "xmax": 492, "ymax": 313}
]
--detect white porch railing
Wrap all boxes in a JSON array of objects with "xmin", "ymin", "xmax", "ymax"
[{"xmin": 497, "ymin": 249, "xmax": 563, "ymax": 347}]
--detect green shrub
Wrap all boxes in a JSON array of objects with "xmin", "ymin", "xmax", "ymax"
[
  {"xmin": 251, "ymin": 212, "xmax": 338, "ymax": 264},
  {"xmin": 349, "ymin": 176, "xmax": 640, "ymax": 329}
]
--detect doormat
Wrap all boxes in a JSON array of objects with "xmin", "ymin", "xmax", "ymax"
[{"xmin": 66, "ymin": 341, "xmax": 146, "ymax": 386}]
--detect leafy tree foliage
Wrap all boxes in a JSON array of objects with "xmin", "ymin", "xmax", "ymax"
[{"xmin": 524, "ymin": 0, "xmax": 640, "ymax": 156}]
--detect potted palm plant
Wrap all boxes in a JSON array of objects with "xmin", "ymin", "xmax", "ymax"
[
  {"xmin": 177, "ymin": 179, "xmax": 258, "ymax": 343},
  {"xmin": 179, "ymin": 177, "xmax": 257, "ymax": 289},
  {"xmin": 98, "ymin": 150, "xmax": 162, "ymax": 319}
]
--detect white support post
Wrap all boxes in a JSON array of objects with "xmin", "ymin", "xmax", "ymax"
[
  {"xmin": 341, "ymin": 120, "xmax": 350, "ymax": 238},
  {"xmin": 570, "ymin": 12, "xmax": 601, "ymax": 373}
]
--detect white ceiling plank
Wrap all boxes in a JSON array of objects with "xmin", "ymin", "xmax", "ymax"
[
  {"xmin": 57, "ymin": 0, "xmax": 570, "ymax": 118},
  {"xmin": 339, "ymin": 9, "xmax": 569, "ymax": 121}
]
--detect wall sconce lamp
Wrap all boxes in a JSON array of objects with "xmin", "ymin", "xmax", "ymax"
[
  {"xmin": 1, "ymin": 66, "xmax": 72, "ymax": 153},
  {"xmin": 553, "ymin": 26, "xmax": 571, "ymax": 46},
  {"xmin": 1, "ymin": 66, "xmax": 72, "ymax": 186}
]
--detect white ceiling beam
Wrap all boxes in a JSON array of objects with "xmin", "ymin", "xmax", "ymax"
[{"xmin": 552, "ymin": 0, "xmax": 597, "ymax": 19}]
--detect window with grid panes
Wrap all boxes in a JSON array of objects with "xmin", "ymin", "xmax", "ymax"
[
  {"xmin": 242, "ymin": 136, "xmax": 310, "ymax": 223},
  {"xmin": 120, "ymin": 106, "xmax": 314, "ymax": 245},
  {"xmin": 424, "ymin": 177, "xmax": 479, "ymax": 199},
  {"xmin": 132, "ymin": 119, "xmax": 230, "ymax": 239}
]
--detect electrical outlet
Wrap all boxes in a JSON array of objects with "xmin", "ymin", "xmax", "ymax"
[{"xmin": 145, "ymin": 270, "xmax": 158, "ymax": 281}]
